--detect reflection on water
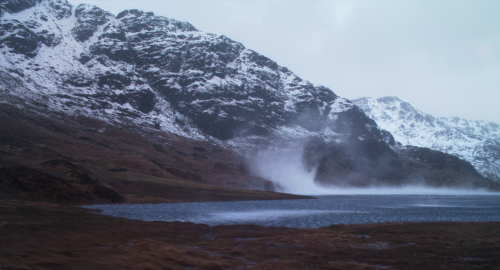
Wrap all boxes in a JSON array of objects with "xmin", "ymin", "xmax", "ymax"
[
  {"xmin": 207, "ymin": 210, "xmax": 354, "ymax": 222},
  {"xmin": 411, "ymin": 204, "xmax": 466, "ymax": 208},
  {"xmin": 83, "ymin": 195, "xmax": 500, "ymax": 228}
]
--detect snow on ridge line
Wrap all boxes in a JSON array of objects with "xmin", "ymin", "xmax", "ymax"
[
  {"xmin": 0, "ymin": 0, "xmax": 364, "ymax": 146},
  {"xmin": 354, "ymin": 96, "xmax": 500, "ymax": 181}
]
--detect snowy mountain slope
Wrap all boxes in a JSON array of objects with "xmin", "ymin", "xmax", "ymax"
[
  {"xmin": 0, "ymin": 1, "xmax": 207, "ymax": 140},
  {"xmin": 354, "ymin": 96, "xmax": 500, "ymax": 181},
  {"xmin": 1, "ymin": 0, "xmax": 498, "ymax": 190},
  {"xmin": 0, "ymin": 0, "xmax": 386, "ymax": 146}
]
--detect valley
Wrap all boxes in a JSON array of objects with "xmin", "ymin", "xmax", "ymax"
[{"xmin": 1, "ymin": 1, "xmax": 500, "ymax": 269}]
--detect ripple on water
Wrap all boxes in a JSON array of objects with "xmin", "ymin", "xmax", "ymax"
[{"xmin": 83, "ymin": 195, "xmax": 500, "ymax": 228}]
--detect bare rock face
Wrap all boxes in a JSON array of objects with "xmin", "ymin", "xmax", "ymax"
[
  {"xmin": 0, "ymin": 20, "xmax": 40, "ymax": 57},
  {"xmin": 72, "ymin": 4, "xmax": 111, "ymax": 42},
  {"xmin": 0, "ymin": 0, "xmax": 497, "ymax": 190},
  {"xmin": 0, "ymin": 0, "xmax": 39, "ymax": 14},
  {"xmin": 0, "ymin": 0, "xmax": 70, "ymax": 57}
]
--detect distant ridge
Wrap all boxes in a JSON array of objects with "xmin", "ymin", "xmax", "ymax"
[{"xmin": 354, "ymin": 96, "xmax": 500, "ymax": 181}]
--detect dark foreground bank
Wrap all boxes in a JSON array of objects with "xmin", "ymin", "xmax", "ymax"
[{"xmin": 1, "ymin": 199, "xmax": 499, "ymax": 270}]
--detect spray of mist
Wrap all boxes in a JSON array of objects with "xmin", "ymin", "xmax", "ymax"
[
  {"xmin": 249, "ymin": 141, "xmax": 328, "ymax": 194},
  {"xmin": 249, "ymin": 141, "xmax": 499, "ymax": 196}
]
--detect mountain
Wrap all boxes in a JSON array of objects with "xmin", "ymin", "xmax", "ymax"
[
  {"xmin": 0, "ymin": 0, "xmax": 373, "ymax": 141},
  {"xmin": 1, "ymin": 0, "xmax": 498, "ymax": 197},
  {"xmin": 354, "ymin": 96, "xmax": 500, "ymax": 181}
]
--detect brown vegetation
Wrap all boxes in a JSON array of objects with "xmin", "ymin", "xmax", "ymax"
[
  {"xmin": 1, "ymin": 199, "xmax": 499, "ymax": 269},
  {"xmin": 0, "ymin": 103, "xmax": 307, "ymax": 204},
  {"xmin": 1, "ymin": 104, "xmax": 499, "ymax": 269}
]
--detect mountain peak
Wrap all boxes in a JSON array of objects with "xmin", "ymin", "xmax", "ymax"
[
  {"xmin": 354, "ymin": 96, "xmax": 500, "ymax": 181},
  {"xmin": 116, "ymin": 9, "xmax": 152, "ymax": 19},
  {"xmin": 376, "ymin": 96, "xmax": 406, "ymax": 103},
  {"xmin": 115, "ymin": 8, "xmax": 198, "ymax": 32}
]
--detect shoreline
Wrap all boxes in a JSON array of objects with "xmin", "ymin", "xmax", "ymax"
[
  {"xmin": 78, "ymin": 190, "xmax": 500, "ymax": 207},
  {"xmin": 82, "ymin": 194, "xmax": 500, "ymax": 229},
  {"xmin": 1, "ymin": 199, "xmax": 499, "ymax": 269}
]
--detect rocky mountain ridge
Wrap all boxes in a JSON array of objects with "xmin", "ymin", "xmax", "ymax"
[
  {"xmin": 354, "ymin": 96, "xmax": 500, "ymax": 181},
  {"xmin": 1, "ymin": 0, "xmax": 376, "ymax": 144},
  {"xmin": 1, "ymin": 0, "xmax": 498, "ymax": 192}
]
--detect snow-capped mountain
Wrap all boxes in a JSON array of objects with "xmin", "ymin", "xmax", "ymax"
[
  {"xmin": 1, "ymin": 0, "xmax": 377, "ymax": 145},
  {"xmin": 354, "ymin": 96, "xmax": 500, "ymax": 181},
  {"xmin": 1, "ymin": 0, "xmax": 498, "ymax": 190}
]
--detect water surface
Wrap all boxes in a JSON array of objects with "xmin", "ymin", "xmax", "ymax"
[{"xmin": 84, "ymin": 195, "xmax": 500, "ymax": 228}]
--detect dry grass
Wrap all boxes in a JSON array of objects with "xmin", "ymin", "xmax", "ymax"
[
  {"xmin": 0, "ymin": 104, "xmax": 307, "ymax": 204},
  {"xmin": 1, "ymin": 200, "xmax": 499, "ymax": 270},
  {"xmin": 1, "ymin": 102, "xmax": 499, "ymax": 269}
]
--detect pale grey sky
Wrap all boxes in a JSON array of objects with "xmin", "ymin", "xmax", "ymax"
[{"xmin": 67, "ymin": 0, "xmax": 500, "ymax": 124}]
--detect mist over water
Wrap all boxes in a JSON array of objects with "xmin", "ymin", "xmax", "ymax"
[
  {"xmin": 249, "ymin": 142, "xmax": 325, "ymax": 194},
  {"xmin": 86, "ymin": 143, "xmax": 499, "ymax": 228},
  {"xmin": 85, "ymin": 195, "xmax": 500, "ymax": 228},
  {"xmin": 298, "ymin": 186, "xmax": 497, "ymax": 196},
  {"xmin": 209, "ymin": 210, "xmax": 339, "ymax": 222},
  {"xmin": 249, "ymin": 142, "xmax": 499, "ymax": 196}
]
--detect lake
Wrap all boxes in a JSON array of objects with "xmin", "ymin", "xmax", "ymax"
[{"xmin": 83, "ymin": 195, "xmax": 500, "ymax": 228}]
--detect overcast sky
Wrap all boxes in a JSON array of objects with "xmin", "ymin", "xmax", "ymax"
[{"xmin": 67, "ymin": 0, "xmax": 500, "ymax": 124}]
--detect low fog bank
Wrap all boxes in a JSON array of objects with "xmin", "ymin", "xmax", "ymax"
[
  {"xmin": 303, "ymin": 186, "xmax": 497, "ymax": 196},
  {"xmin": 209, "ymin": 210, "xmax": 338, "ymax": 222},
  {"xmin": 248, "ymin": 140, "xmax": 499, "ymax": 196}
]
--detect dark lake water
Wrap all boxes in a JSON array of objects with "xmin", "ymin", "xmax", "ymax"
[{"xmin": 83, "ymin": 195, "xmax": 500, "ymax": 228}]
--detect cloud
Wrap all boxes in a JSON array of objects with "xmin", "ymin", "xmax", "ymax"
[{"xmin": 477, "ymin": 41, "xmax": 494, "ymax": 59}]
